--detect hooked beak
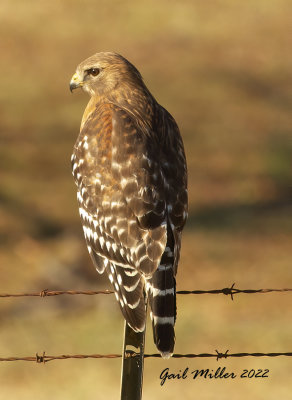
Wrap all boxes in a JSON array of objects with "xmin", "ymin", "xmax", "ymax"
[{"xmin": 70, "ymin": 72, "xmax": 83, "ymax": 92}]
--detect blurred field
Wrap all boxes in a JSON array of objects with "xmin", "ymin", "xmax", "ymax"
[{"xmin": 0, "ymin": 0, "xmax": 291, "ymax": 399}]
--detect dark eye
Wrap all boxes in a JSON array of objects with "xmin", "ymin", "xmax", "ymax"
[{"xmin": 86, "ymin": 68, "xmax": 100, "ymax": 76}]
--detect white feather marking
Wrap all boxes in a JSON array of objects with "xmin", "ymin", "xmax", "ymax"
[
  {"xmin": 138, "ymin": 254, "xmax": 148, "ymax": 263},
  {"xmin": 161, "ymin": 351, "xmax": 172, "ymax": 359},
  {"xmin": 86, "ymin": 227, "xmax": 93, "ymax": 239},
  {"xmin": 120, "ymin": 177, "xmax": 135, "ymax": 189},
  {"xmin": 112, "ymin": 147, "xmax": 117, "ymax": 156},
  {"xmin": 106, "ymin": 241, "xmax": 111, "ymax": 252},
  {"xmin": 79, "ymin": 207, "xmax": 85, "ymax": 218},
  {"xmin": 120, "ymin": 248, "xmax": 125, "ymax": 257},
  {"xmin": 124, "ymin": 269, "xmax": 137, "ymax": 277},
  {"xmin": 112, "ymin": 243, "xmax": 117, "ymax": 253},
  {"xmin": 153, "ymin": 316, "xmax": 175, "ymax": 325},
  {"xmin": 105, "ymin": 216, "xmax": 112, "ymax": 226},
  {"xmin": 124, "ymin": 278, "xmax": 140, "ymax": 292},
  {"xmin": 111, "ymin": 201, "xmax": 122, "ymax": 209},
  {"xmin": 151, "ymin": 287, "xmax": 174, "ymax": 297},
  {"xmin": 165, "ymin": 247, "xmax": 173, "ymax": 256},
  {"xmin": 120, "ymin": 177, "xmax": 127, "ymax": 188},
  {"xmin": 127, "ymin": 297, "xmax": 141, "ymax": 309},
  {"xmin": 158, "ymin": 264, "xmax": 173, "ymax": 271},
  {"xmin": 77, "ymin": 191, "xmax": 82, "ymax": 202},
  {"xmin": 135, "ymin": 241, "xmax": 145, "ymax": 253},
  {"xmin": 112, "ymin": 161, "xmax": 121, "ymax": 171},
  {"xmin": 118, "ymin": 228, "xmax": 126, "ymax": 237}
]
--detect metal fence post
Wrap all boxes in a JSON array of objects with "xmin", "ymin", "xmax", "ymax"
[{"xmin": 120, "ymin": 321, "xmax": 146, "ymax": 400}]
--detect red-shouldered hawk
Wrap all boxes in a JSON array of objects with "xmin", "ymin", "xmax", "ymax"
[{"xmin": 70, "ymin": 52, "xmax": 187, "ymax": 358}]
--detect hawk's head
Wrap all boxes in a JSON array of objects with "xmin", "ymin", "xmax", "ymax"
[{"xmin": 70, "ymin": 52, "xmax": 144, "ymax": 97}]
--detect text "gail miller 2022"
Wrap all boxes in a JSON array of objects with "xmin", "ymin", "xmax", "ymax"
[{"xmin": 160, "ymin": 367, "xmax": 269, "ymax": 385}]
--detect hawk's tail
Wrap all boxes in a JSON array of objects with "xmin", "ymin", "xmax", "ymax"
[{"xmin": 147, "ymin": 249, "xmax": 176, "ymax": 359}]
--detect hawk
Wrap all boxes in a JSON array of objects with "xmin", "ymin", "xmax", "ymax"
[{"xmin": 70, "ymin": 52, "xmax": 187, "ymax": 358}]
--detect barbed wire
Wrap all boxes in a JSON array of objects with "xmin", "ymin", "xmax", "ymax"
[
  {"xmin": 0, "ymin": 284, "xmax": 291, "ymax": 300},
  {"xmin": 0, "ymin": 350, "xmax": 291, "ymax": 364},
  {"xmin": 0, "ymin": 289, "xmax": 113, "ymax": 298},
  {"xmin": 1, "ymin": 285, "xmax": 291, "ymax": 365}
]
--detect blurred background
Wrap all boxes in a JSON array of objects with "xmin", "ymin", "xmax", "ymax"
[{"xmin": 0, "ymin": 0, "xmax": 291, "ymax": 399}]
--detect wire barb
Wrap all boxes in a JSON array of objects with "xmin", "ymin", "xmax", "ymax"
[
  {"xmin": 40, "ymin": 289, "xmax": 48, "ymax": 298},
  {"xmin": 215, "ymin": 349, "xmax": 229, "ymax": 360},
  {"xmin": 36, "ymin": 352, "xmax": 46, "ymax": 364}
]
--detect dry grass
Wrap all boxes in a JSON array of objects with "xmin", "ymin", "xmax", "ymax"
[{"xmin": 0, "ymin": 0, "xmax": 291, "ymax": 398}]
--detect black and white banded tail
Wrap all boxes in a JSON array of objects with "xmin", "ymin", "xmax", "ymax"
[{"xmin": 147, "ymin": 241, "xmax": 176, "ymax": 358}]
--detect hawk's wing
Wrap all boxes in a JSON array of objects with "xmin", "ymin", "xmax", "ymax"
[
  {"xmin": 157, "ymin": 106, "xmax": 188, "ymax": 273},
  {"xmin": 71, "ymin": 102, "xmax": 187, "ymax": 333},
  {"xmin": 72, "ymin": 103, "xmax": 169, "ymax": 276}
]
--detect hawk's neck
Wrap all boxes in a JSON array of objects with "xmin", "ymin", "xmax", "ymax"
[{"xmin": 81, "ymin": 86, "xmax": 156, "ymax": 132}]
